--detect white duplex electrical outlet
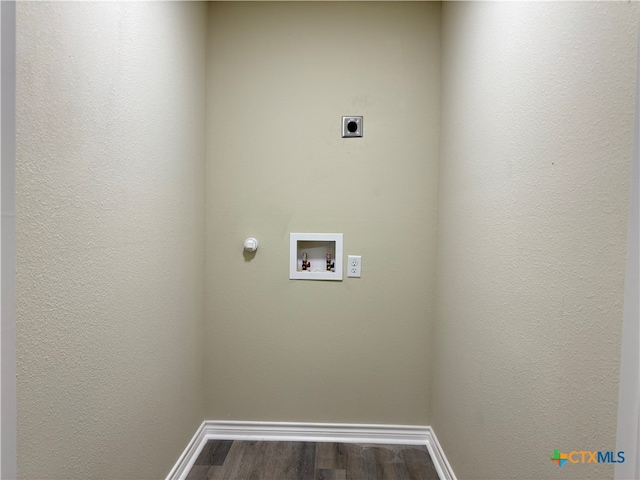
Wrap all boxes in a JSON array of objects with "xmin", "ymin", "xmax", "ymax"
[{"xmin": 347, "ymin": 255, "xmax": 361, "ymax": 278}]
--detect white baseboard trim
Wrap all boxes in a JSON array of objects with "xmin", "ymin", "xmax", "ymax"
[
  {"xmin": 165, "ymin": 421, "xmax": 208, "ymax": 480},
  {"xmin": 166, "ymin": 421, "xmax": 456, "ymax": 480},
  {"xmin": 425, "ymin": 426, "xmax": 457, "ymax": 480}
]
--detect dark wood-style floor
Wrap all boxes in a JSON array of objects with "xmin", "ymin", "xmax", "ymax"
[{"xmin": 185, "ymin": 440, "xmax": 439, "ymax": 480}]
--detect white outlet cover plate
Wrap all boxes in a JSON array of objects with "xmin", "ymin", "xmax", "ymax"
[
  {"xmin": 342, "ymin": 116, "xmax": 363, "ymax": 138},
  {"xmin": 347, "ymin": 255, "xmax": 361, "ymax": 278}
]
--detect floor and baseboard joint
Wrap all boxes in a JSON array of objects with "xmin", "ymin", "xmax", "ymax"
[{"xmin": 166, "ymin": 421, "xmax": 456, "ymax": 480}]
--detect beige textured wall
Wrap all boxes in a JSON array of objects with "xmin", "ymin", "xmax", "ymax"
[
  {"xmin": 205, "ymin": 2, "xmax": 440, "ymax": 424},
  {"xmin": 431, "ymin": 3, "xmax": 638, "ymax": 480},
  {"xmin": 16, "ymin": 3, "xmax": 207, "ymax": 478}
]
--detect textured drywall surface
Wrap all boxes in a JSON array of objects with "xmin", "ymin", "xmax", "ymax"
[
  {"xmin": 16, "ymin": 3, "xmax": 207, "ymax": 478},
  {"xmin": 205, "ymin": 2, "xmax": 440, "ymax": 424},
  {"xmin": 430, "ymin": 3, "xmax": 638, "ymax": 479}
]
